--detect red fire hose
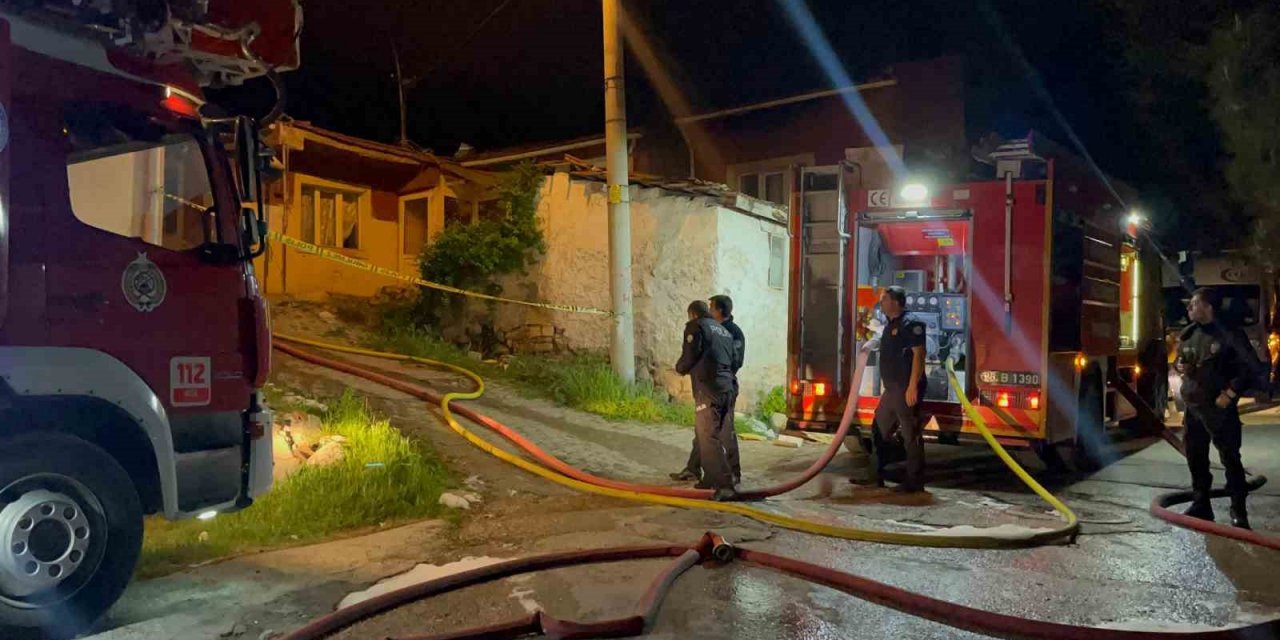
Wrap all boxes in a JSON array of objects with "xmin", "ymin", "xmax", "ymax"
[
  {"xmin": 278, "ymin": 532, "xmax": 1280, "ymax": 640},
  {"xmin": 1149, "ymin": 477, "xmax": 1279, "ymax": 550},
  {"xmin": 275, "ymin": 341, "xmax": 868, "ymax": 502},
  {"xmin": 270, "ymin": 338, "xmax": 1278, "ymax": 639}
]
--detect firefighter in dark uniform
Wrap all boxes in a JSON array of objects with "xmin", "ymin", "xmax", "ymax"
[
  {"xmin": 672, "ymin": 295, "xmax": 745, "ymax": 486},
  {"xmin": 867, "ymin": 286, "xmax": 928, "ymax": 493},
  {"xmin": 1176, "ymin": 287, "xmax": 1264, "ymax": 529},
  {"xmin": 674, "ymin": 300, "xmax": 738, "ymax": 501}
]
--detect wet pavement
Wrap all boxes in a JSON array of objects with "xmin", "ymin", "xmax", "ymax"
[{"xmin": 86, "ymin": 344, "xmax": 1280, "ymax": 639}]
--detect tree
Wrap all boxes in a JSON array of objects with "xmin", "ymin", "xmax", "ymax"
[
  {"xmin": 413, "ymin": 162, "xmax": 546, "ymax": 328},
  {"xmin": 1102, "ymin": 0, "xmax": 1279, "ymax": 257},
  {"xmin": 1204, "ymin": 6, "xmax": 1280, "ymax": 267}
]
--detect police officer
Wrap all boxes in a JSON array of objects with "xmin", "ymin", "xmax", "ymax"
[
  {"xmin": 1176, "ymin": 287, "xmax": 1263, "ymax": 529},
  {"xmin": 674, "ymin": 300, "xmax": 738, "ymax": 500},
  {"xmin": 672, "ymin": 295, "xmax": 745, "ymax": 486},
  {"xmin": 865, "ymin": 286, "xmax": 928, "ymax": 493}
]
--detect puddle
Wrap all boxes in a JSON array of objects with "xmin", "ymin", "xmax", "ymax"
[{"xmin": 338, "ymin": 556, "xmax": 510, "ymax": 609}]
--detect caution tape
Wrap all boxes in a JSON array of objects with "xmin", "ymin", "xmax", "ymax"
[{"xmin": 266, "ymin": 231, "xmax": 612, "ymax": 316}]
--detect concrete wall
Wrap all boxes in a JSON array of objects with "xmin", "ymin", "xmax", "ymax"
[
  {"xmin": 713, "ymin": 208, "xmax": 790, "ymax": 403},
  {"xmin": 491, "ymin": 171, "xmax": 788, "ymax": 406}
]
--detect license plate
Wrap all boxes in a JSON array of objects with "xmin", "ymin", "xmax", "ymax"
[{"xmin": 979, "ymin": 370, "xmax": 1040, "ymax": 387}]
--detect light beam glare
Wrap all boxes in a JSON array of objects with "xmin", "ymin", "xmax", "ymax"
[
  {"xmin": 776, "ymin": 0, "xmax": 907, "ymax": 180},
  {"xmin": 617, "ymin": 4, "xmax": 725, "ymax": 177}
]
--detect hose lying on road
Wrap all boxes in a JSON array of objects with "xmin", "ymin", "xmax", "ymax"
[
  {"xmin": 1151, "ymin": 478, "xmax": 1279, "ymax": 550},
  {"xmin": 1110, "ymin": 378, "xmax": 1279, "ymax": 547},
  {"xmin": 273, "ymin": 334, "xmax": 1079, "ymax": 548},
  {"xmin": 279, "ymin": 531, "xmax": 1280, "ymax": 640}
]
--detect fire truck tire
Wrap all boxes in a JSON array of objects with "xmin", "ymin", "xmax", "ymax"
[
  {"xmin": 1071, "ymin": 367, "xmax": 1108, "ymax": 471},
  {"xmin": 0, "ymin": 433, "xmax": 143, "ymax": 639}
]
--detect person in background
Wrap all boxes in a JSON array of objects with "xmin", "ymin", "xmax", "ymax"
[
  {"xmin": 863, "ymin": 286, "xmax": 928, "ymax": 493},
  {"xmin": 673, "ymin": 300, "xmax": 738, "ymax": 500},
  {"xmin": 1176, "ymin": 287, "xmax": 1265, "ymax": 529},
  {"xmin": 672, "ymin": 295, "xmax": 745, "ymax": 486}
]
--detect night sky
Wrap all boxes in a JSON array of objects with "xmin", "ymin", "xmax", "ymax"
[{"xmin": 215, "ymin": 0, "xmax": 1197, "ymax": 228}]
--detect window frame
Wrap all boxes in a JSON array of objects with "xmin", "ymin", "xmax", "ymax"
[
  {"xmin": 768, "ymin": 233, "xmax": 786, "ymax": 290},
  {"xmin": 762, "ymin": 171, "xmax": 787, "ymax": 206},
  {"xmin": 65, "ymin": 115, "xmax": 224, "ymax": 253},
  {"xmin": 293, "ymin": 173, "xmax": 370, "ymax": 255},
  {"xmin": 399, "ymin": 191, "xmax": 432, "ymax": 260}
]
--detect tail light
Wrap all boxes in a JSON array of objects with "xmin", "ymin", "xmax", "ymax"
[
  {"xmin": 1027, "ymin": 392, "xmax": 1041, "ymax": 410},
  {"xmin": 812, "ymin": 382, "xmax": 827, "ymax": 397},
  {"xmin": 791, "ymin": 380, "xmax": 801, "ymax": 394},
  {"xmin": 996, "ymin": 391, "xmax": 1011, "ymax": 408},
  {"xmin": 1133, "ymin": 365, "xmax": 1142, "ymax": 378},
  {"xmin": 1073, "ymin": 353, "xmax": 1088, "ymax": 370}
]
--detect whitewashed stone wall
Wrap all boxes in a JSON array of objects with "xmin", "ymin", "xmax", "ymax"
[{"xmin": 489, "ymin": 171, "xmax": 788, "ymax": 406}]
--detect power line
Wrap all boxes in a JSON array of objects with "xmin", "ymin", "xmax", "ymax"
[{"xmin": 403, "ymin": 0, "xmax": 520, "ymax": 90}]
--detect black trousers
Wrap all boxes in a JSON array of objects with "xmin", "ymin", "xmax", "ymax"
[
  {"xmin": 684, "ymin": 390, "xmax": 741, "ymax": 481},
  {"xmin": 872, "ymin": 383, "xmax": 926, "ymax": 488},
  {"xmin": 1184, "ymin": 403, "xmax": 1247, "ymax": 505},
  {"xmin": 690, "ymin": 393, "xmax": 734, "ymax": 489}
]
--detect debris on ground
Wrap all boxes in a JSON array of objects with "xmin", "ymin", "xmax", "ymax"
[
  {"xmin": 739, "ymin": 416, "xmax": 777, "ymax": 440},
  {"xmin": 774, "ymin": 434, "xmax": 804, "ymax": 448},
  {"xmin": 769, "ymin": 412, "xmax": 788, "ymax": 430},
  {"xmin": 338, "ymin": 556, "xmax": 510, "ymax": 609},
  {"xmin": 307, "ymin": 437, "xmax": 347, "ymax": 467},
  {"xmin": 439, "ymin": 492, "xmax": 475, "ymax": 510},
  {"xmin": 220, "ymin": 622, "xmax": 247, "ymax": 638}
]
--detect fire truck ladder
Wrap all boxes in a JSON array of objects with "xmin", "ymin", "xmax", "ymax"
[{"xmin": 797, "ymin": 164, "xmax": 853, "ymax": 392}]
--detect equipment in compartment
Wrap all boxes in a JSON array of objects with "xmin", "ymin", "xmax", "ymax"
[{"xmin": 904, "ymin": 292, "xmax": 968, "ymax": 402}]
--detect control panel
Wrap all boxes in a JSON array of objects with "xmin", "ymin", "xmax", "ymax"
[
  {"xmin": 902, "ymin": 291, "xmax": 969, "ymax": 402},
  {"xmin": 940, "ymin": 294, "xmax": 966, "ymax": 330}
]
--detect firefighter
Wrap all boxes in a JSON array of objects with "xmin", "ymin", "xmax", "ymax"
[
  {"xmin": 1176, "ymin": 287, "xmax": 1264, "ymax": 529},
  {"xmin": 864, "ymin": 286, "xmax": 928, "ymax": 493},
  {"xmin": 671, "ymin": 295, "xmax": 745, "ymax": 486},
  {"xmin": 674, "ymin": 300, "xmax": 738, "ymax": 500}
]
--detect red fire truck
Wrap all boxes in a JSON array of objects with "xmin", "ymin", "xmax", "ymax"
[
  {"xmin": 0, "ymin": 2, "xmax": 299, "ymax": 636},
  {"xmin": 786, "ymin": 134, "xmax": 1167, "ymax": 468}
]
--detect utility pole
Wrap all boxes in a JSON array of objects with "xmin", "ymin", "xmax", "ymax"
[{"xmin": 602, "ymin": 0, "xmax": 635, "ymax": 383}]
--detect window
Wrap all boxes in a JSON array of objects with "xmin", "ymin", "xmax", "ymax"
[
  {"xmin": 768, "ymin": 234, "xmax": 785, "ymax": 289},
  {"xmin": 402, "ymin": 196, "xmax": 430, "ymax": 258},
  {"xmin": 478, "ymin": 198, "xmax": 506, "ymax": 223},
  {"xmin": 738, "ymin": 173, "xmax": 760, "ymax": 198},
  {"xmin": 66, "ymin": 104, "xmax": 216, "ymax": 252},
  {"xmin": 443, "ymin": 195, "xmax": 467, "ymax": 228},
  {"xmin": 300, "ymin": 183, "xmax": 361, "ymax": 250},
  {"xmin": 763, "ymin": 172, "xmax": 786, "ymax": 205}
]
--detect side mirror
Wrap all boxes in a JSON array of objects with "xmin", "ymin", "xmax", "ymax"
[
  {"xmin": 234, "ymin": 116, "xmax": 260, "ymax": 204},
  {"xmin": 233, "ymin": 116, "xmax": 268, "ymax": 260}
]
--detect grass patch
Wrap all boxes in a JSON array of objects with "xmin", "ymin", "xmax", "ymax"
[
  {"xmin": 138, "ymin": 391, "xmax": 450, "ymax": 578},
  {"xmin": 755, "ymin": 385, "xmax": 786, "ymax": 421},
  {"xmin": 371, "ymin": 327, "xmax": 697, "ymax": 427}
]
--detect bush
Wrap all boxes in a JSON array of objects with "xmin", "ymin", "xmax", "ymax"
[
  {"xmin": 412, "ymin": 162, "xmax": 546, "ymax": 328},
  {"xmin": 755, "ymin": 385, "xmax": 787, "ymax": 419}
]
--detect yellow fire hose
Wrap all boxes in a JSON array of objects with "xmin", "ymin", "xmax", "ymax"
[{"xmin": 275, "ymin": 334, "xmax": 1078, "ymax": 548}]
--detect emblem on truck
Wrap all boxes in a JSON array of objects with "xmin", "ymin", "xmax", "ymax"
[{"xmin": 122, "ymin": 253, "xmax": 167, "ymax": 312}]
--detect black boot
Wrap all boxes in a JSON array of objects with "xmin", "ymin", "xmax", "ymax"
[
  {"xmin": 669, "ymin": 469, "xmax": 699, "ymax": 482},
  {"xmin": 1230, "ymin": 497, "xmax": 1251, "ymax": 530},
  {"xmin": 1183, "ymin": 496, "xmax": 1214, "ymax": 522}
]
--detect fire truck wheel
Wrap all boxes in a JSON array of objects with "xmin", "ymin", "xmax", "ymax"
[
  {"xmin": 1071, "ymin": 367, "xmax": 1108, "ymax": 471},
  {"xmin": 0, "ymin": 433, "xmax": 143, "ymax": 639}
]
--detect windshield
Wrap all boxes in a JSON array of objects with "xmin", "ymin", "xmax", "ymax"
[
  {"xmin": 65, "ymin": 103, "xmax": 219, "ymax": 252},
  {"xmin": 1164, "ymin": 285, "xmax": 1260, "ymax": 328}
]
